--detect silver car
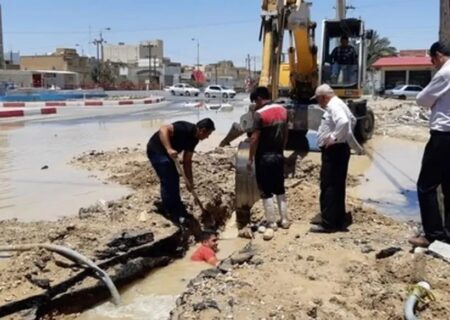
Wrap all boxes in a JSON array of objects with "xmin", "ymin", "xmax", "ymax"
[{"xmin": 385, "ymin": 85, "xmax": 423, "ymax": 100}]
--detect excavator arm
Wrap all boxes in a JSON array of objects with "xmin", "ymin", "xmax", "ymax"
[{"xmin": 259, "ymin": 0, "xmax": 318, "ymax": 102}]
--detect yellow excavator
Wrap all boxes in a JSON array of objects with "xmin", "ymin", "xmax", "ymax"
[{"xmin": 225, "ymin": 0, "xmax": 375, "ymax": 230}]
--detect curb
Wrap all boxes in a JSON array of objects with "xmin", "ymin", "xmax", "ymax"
[
  {"xmin": 0, "ymin": 97, "xmax": 165, "ymax": 108},
  {"xmin": 0, "ymin": 107, "xmax": 57, "ymax": 118}
]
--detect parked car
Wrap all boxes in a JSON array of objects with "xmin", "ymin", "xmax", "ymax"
[
  {"xmin": 168, "ymin": 83, "xmax": 200, "ymax": 96},
  {"xmin": 204, "ymin": 85, "xmax": 236, "ymax": 99},
  {"xmin": 384, "ymin": 85, "xmax": 423, "ymax": 100}
]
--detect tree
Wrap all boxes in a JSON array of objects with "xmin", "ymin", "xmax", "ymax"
[
  {"xmin": 367, "ymin": 31, "xmax": 397, "ymax": 68},
  {"xmin": 440, "ymin": 0, "xmax": 450, "ymax": 47},
  {"xmin": 90, "ymin": 61, "xmax": 117, "ymax": 88}
]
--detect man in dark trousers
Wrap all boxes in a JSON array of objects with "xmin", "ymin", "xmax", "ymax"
[
  {"xmin": 247, "ymin": 86, "xmax": 290, "ymax": 240},
  {"xmin": 330, "ymin": 35, "xmax": 358, "ymax": 84},
  {"xmin": 409, "ymin": 42, "xmax": 450, "ymax": 248},
  {"xmin": 310, "ymin": 84, "xmax": 363, "ymax": 233},
  {"xmin": 147, "ymin": 118, "xmax": 215, "ymax": 226}
]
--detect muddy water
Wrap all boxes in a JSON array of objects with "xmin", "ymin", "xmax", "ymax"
[
  {"xmin": 79, "ymin": 215, "xmax": 247, "ymax": 320},
  {"xmin": 0, "ymin": 104, "xmax": 246, "ymax": 221},
  {"xmin": 349, "ymin": 135, "xmax": 425, "ymax": 220}
]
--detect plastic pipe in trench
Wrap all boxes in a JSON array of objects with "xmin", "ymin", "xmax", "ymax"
[
  {"xmin": 404, "ymin": 281, "xmax": 433, "ymax": 320},
  {"xmin": 0, "ymin": 243, "xmax": 121, "ymax": 305}
]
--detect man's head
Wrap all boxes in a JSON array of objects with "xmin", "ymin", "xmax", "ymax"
[
  {"xmin": 199, "ymin": 229, "xmax": 218, "ymax": 252},
  {"xmin": 196, "ymin": 118, "xmax": 215, "ymax": 140},
  {"xmin": 250, "ymin": 86, "xmax": 272, "ymax": 109},
  {"xmin": 312, "ymin": 84, "xmax": 335, "ymax": 108},
  {"xmin": 429, "ymin": 41, "xmax": 450, "ymax": 70},
  {"xmin": 340, "ymin": 35, "xmax": 349, "ymax": 47}
]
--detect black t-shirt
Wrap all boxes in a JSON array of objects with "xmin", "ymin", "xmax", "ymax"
[{"xmin": 147, "ymin": 121, "xmax": 199, "ymax": 155}]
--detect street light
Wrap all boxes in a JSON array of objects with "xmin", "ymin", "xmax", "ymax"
[
  {"xmin": 92, "ymin": 27, "xmax": 111, "ymax": 61},
  {"xmin": 191, "ymin": 38, "xmax": 200, "ymax": 71},
  {"xmin": 74, "ymin": 43, "xmax": 84, "ymax": 56}
]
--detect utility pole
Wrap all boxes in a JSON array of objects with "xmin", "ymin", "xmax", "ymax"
[
  {"xmin": 91, "ymin": 28, "xmax": 110, "ymax": 62},
  {"xmin": 192, "ymin": 38, "xmax": 200, "ymax": 70},
  {"xmin": 440, "ymin": 0, "xmax": 450, "ymax": 47}
]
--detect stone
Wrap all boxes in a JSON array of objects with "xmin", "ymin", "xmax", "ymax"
[
  {"xmin": 361, "ymin": 245, "xmax": 375, "ymax": 254},
  {"xmin": 375, "ymin": 247, "xmax": 402, "ymax": 259},
  {"xmin": 263, "ymin": 228, "xmax": 274, "ymax": 241},
  {"xmin": 192, "ymin": 299, "xmax": 221, "ymax": 312}
]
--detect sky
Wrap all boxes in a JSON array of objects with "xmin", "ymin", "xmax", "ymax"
[{"xmin": 1, "ymin": 0, "xmax": 439, "ymax": 68}]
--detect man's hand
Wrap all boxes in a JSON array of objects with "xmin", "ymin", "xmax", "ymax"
[
  {"xmin": 247, "ymin": 159, "xmax": 253, "ymax": 173},
  {"xmin": 323, "ymin": 136, "xmax": 336, "ymax": 148},
  {"xmin": 167, "ymin": 148, "xmax": 178, "ymax": 159}
]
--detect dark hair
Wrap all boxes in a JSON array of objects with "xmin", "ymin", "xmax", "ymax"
[
  {"xmin": 250, "ymin": 86, "xmax": 271, "ymax": 102},
  {"xmin": 429, "ymin": 41, "xmax": 450, "ymax": 57},
  {"xmin": 199, "ymin": 229, "xmax": 218, "ymax": 242},
  {"xmin": 196, "ymin": 118, "xmax": 215, "ymax": 131}
]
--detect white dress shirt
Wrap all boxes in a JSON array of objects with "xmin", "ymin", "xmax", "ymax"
[
  {"xmin": 317, "ymin": 96, "xmax": 363, "ymax": 153},
  {"xmin": 417, "ymin": 59, "xmax": 450, "ymax": 132}
]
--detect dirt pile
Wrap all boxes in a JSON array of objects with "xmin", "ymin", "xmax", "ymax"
[
  {"xmin": 171, "ymin": 155, "xmax": 450, "ymax": 319},
  {"xmin": 0, "ymin": 147, "xmax": 236, "ymax": 317},
  {"xmin": 368, "ymin": 97, "xmax": 429, "ymax": 141}
]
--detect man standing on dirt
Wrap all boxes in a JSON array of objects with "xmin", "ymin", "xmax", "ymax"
[
  {"xmin": 247, "ymin": 86, "xmax": 290, "ymax": 240},
  {"xmin": 147, "ymin": 118, "xmax": 215, "ymax": 226},
  {"xmin": 310, "ymin": 84, "xmax": 364, "ymax": 233},
  {"xmin": 409, "ymin": 42, "xmax": 450, "ymax": 248}
]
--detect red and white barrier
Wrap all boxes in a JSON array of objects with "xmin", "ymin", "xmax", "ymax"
[
  {"xmin": 0, "ymin": 97, "xmax": 165, "ymax": 108},
  {"xmin": 0, "ymin": 107, "xmax": 57, "ymax": 118}
]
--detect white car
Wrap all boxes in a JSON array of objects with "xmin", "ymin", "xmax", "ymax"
[
  {"xmin": 204, "ymin": 85, "xmax": 236, "ymax": 99},
  {"xmin": 384, "ymin": 85, "xmax": 423, "ymax": 100},
  {"xmin": 168, "ymin": 83, "xmax": 200, "ymax": 96}
]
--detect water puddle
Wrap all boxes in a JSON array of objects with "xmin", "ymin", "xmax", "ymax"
[
  {"xmin": 349, "ymin": 135, "xmax": 425, "ymax": 220},
  {"xmin": 80, "ymin": 215, "xmax": 247, "ymax": 320},
  {"xmin": 0, "ymin": 103, "xmax": 247, "ymax": 221}
]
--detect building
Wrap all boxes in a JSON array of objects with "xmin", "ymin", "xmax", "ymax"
[
  {"xmin": 371, "ymin": 50, "xmax": 433, "ymax": 90},
  {"xmin": 204, "ymin": 60, "xmax": 248, "ymax": 89},
  {"xmin": 20, "ymin": 48, "xmax": 91, "ymax": 87},
  {"xmin": 0, "ymin": 69, "xmax": 78, "ymax": 89},
  {"xmin": 103, "ymin": 40, "xmax": 164, "ymax": 66}
]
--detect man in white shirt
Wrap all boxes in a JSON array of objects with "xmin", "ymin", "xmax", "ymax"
[
  {"xmin": 310, "ymin": 84, "xmax": 364, "ymax": 233},
  {"xmin": 409, "ymin": 42, "xmax": 450, "ymax": 248}
]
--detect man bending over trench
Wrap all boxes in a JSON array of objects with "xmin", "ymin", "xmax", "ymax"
[{"xmin": 146, "ymin": 118, "xmax": 215, "ymax": 230}]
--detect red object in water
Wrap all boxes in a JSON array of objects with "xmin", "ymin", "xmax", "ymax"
[{"xmin": 192, "ymin": 70, "xmax": 206, "ymax": 84}]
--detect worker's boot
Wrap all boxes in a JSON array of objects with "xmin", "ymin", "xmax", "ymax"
[
  {"xmin": 262, "ymin": 197, "xmax": 277, "ymax": 240},
  {"xmin": 276, "ymin": 194, "xmax": 291, "ymax": 229}
]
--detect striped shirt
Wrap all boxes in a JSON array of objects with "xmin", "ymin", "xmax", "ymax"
[{"xmin": 254, "ymin": 103, "xmax": 288, "ymax": 155}]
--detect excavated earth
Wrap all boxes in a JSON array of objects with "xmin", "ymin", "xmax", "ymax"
[{"xmin": 1, "ymin": 97, "xmax": 449, "ymax": 319}]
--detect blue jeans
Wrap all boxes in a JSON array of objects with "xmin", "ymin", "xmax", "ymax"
[
  {"xmin": 331, "ymin": 64, "xmax": 356, "ymax": 84},
  {"xmin": 147, "ymin": 151, "xmax": 188, "ymax": 222}
]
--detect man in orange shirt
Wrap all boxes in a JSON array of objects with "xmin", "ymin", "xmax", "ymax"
[{"xmin": 191, "ymin": 230, "xmax": 219, "ymax": 266}]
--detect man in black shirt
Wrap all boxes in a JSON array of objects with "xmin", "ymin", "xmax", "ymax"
[
  {"xmin": 330, "ymin": 35, "xmax": 357, "ymax": 84},
  {"xmin": 147, "ymin": 118, "xmax": 215, "ymax": 225}
]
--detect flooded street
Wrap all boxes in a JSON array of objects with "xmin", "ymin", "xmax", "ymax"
[
  {"xmin": 349, "ymin": 136, "xmax": 425, "ymax": 220},
  {"xmin": 0, "ymin": 99, "xmax": 247, "ymax": 221}
]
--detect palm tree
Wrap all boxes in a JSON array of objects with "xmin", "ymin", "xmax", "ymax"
[
  {"xmin": 441, "ymin": 0, "xmax": 450, "ymax": 47},
  {"xmin": 367, "ymin": 31, "xmax": 397, "ymax": 68}
]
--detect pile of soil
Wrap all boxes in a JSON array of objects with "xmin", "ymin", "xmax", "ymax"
[
  {"xmin": 368, "ymin": 97, "xmax": 429, "ymax": 142},
  {"xmin": 0, "ymin": 147, "xmax": 236, "ymax": 316},
  {"xmin": 171, "ymin": 159, "xmax": 450, "ymax": 319}
]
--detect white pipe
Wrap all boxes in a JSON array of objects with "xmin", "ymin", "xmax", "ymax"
[
  {"xmin": 404, "ymin": 281, "xmax": 431, "ymax": 320},
  {"xmin": 0, "ymin": 243, "xmax": 121, "ymax": 305}
]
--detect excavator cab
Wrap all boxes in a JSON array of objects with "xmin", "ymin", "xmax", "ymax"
[{"xmin": 319, "ymin": 18, "xmax": 372, "ymax": 100}]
